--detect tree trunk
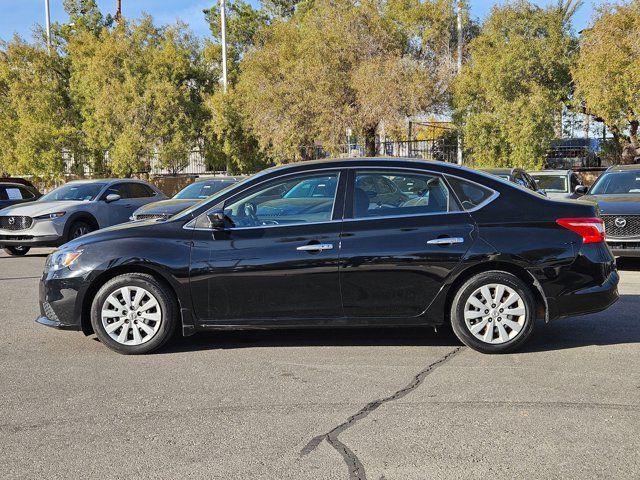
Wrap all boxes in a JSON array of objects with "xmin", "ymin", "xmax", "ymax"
[{"xmin": 364, "ymin": 125, "xmax": 377, "ymax": 157}]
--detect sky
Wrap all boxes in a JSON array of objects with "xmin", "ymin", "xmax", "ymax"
[{"xmin": 0, "ymin": 0, "xmax": 609, "ymax": 42}]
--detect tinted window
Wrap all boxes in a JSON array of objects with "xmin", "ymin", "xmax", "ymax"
[
  {"xmin": 40, "ymin": 183, "xmax": 106, "ymax": 201},
  {"xmin": 128, "ymin": 183, "xmax": 155, "ymax": 198},
  {"xmin": 590, "ymin": 171, "xmax": 640, "ymax": 195},
  {"xmin": 446, "ymin": 176, "xmax": 495, "ymax": 210},
  {"xmin": 102, "ymin": 183, "xmax": 130, "ymax": 199},
  {"xmin": 531, "ymin": 174, "xmax": 567, "ymax": 193},
  {"xmin": 221, "ymin": 172, "xmax": 339, "ymax": 228},
  {"xmin": 5, "ymin": 187, "xmax": 25, "ymax": 200},
  {"xmin": 353, "ymin": 171, "xmax": 456, "ymax": 218}
]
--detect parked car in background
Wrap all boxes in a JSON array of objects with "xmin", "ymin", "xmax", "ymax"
[
  {"xmin": 529, "ymin": 169, "xmax": 585, "ymax": 200},
  {"xmin": 131, "ymin": 177, "xmax": 242, "ymax": 221},
  {"xmin": 0, "ymin": 179, "xmax": 166, "ymax": 256},
  {"xmin": 582, "ymin": 165, "xmax": 640, "ymax": 257},
  {"xmin": 0, "ymin": 181, "xmax": 41, "ymax": 210},
  {"xmin": 479, "ymin": 168, "xmax": 543, "ymax": 194},
  {"xmin": 545, "ymin": 138, "xmax": 602, "ymax": 169},
  {"xmin": 37, "ymin": 158, "xmax": 617, "ymax": 355}
]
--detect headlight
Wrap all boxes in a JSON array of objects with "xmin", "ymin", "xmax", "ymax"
[
  {"xmin": 34, "ymin": 212, "xmax": 66, "ymax": 220},
  {"xmin": 49, "ymin": 249, "xmax": 83, "ymax": 271}
]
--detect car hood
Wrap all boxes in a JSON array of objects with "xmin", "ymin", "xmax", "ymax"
[
  {"xmin": 133, "ymin": 198, "xmax": 196, "ymax": 216},
  {"xmin": 0, "ymin": 200, "xmax": 85, "ymax": 217},
  {"xmin": 581, "ymin": 195, "xmax": 640, "ymax": 215}
]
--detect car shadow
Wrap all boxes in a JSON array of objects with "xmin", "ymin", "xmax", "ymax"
[{"xmin": 158, "ymin": 294, "xmax": 640, "ymax": 355}]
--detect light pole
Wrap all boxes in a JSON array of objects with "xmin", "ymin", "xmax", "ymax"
[
  {"xmin": 456, "ymin": 0, "xmax": 463, "ymax": 165},
  {"xmin": 220, "ymin": 0, "xmax": 228, "ymax": 94},
  {"xmin": 44, "ymin": 0, "xmax": 51, "ymax": 54}
]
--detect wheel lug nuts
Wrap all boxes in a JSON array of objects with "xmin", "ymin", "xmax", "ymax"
[
  {"xmin": 491, "ymin": 304, "xmax": 496, "ymax": 308},
  {"xmin": 485, "ymin": 310, "xmax": 489, "ymax": 314},
  {"xmin": 500, "ymin": 308, "xmax": 504, "ymax": 312},
  {"xmin": 498, "ymin": 318, "xmax": 502, "ymax": 321}
]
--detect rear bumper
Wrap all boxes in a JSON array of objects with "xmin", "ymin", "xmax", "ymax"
[{"xmin": 552, "ymin": 269, "xmax": 619, "ymax": 319}]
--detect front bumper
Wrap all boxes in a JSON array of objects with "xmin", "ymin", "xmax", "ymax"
[
  {"xmin": 36, "ymin": 265, "xmax": 88, "ymax": 332},
  {"xmin": 606, "ymin": 239, "xmax": 640, "ymax": 257},
  {"xmin": 0, "ymin": 218, "xmax": 66, "ymax": 247}
]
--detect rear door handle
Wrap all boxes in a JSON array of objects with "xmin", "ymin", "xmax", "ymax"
[
  {"xmin": 427, "ymin": 237, "xmax": 464, "ymax": 245},
  {"xmin": 296, "ymin": 243, "xmax": 334, "ymax": 252}
]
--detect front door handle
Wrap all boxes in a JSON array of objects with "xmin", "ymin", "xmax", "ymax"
[
  {"xmin": 427, "ymin": 237, "xmax": 464, "ymax": 246},
  {"xmin": 296, "ymin": 243, "xmax": 334, "ymax": 252}
]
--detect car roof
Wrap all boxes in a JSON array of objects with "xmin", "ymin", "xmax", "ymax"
[
  {"xmin": 0, "ymin": 182, "xmax": 33, "ymax": 188},
  {"xmin": 66, "ymin": 178, "xmax": 152, "ymax": 185},
  {"xmin": 479, "ymin": 168, "xmax": 516, "ymax": 174},
  {"xmin": 529, "ymin": 169, "xmax": 573, "ymax": 175},
  {"xmin": 606, "ymin": 164, "xmax": 640, "ymax": 172}
]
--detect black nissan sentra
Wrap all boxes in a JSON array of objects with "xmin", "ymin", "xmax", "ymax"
[{"xmin": 37, "ymin": 158, "xmax": 619, "ymax": 354}]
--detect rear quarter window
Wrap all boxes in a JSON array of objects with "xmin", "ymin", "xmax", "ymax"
[{"xmin": 446, "ymin": 176, "xmax": 495, "ymax": 210}]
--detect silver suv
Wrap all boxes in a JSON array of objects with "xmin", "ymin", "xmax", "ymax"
[{"xmin": 0, "ymin": 179, "xmax": 166, "ymax": 256}]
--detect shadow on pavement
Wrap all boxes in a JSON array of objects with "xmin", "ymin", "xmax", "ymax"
[
  {"xmin": 158, "ymin": 293, "xmax": 639, "ymax": 355},
  {"xmin": 616, "ymin": 257, "xmax": 640, "ymax": 272}
]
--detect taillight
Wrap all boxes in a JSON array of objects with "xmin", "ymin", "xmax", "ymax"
[{"xmin": 556, "ymin": 217, "xmax": 605, "ymax": 244}]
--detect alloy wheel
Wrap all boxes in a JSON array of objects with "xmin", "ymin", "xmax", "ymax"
[
  {"xmin": 101, "ymin": 286, "xmax": 163, "ymax": 346},
  {"xmin": 72, "ymin": 225, "xmax": 90, "ymax": 238},
  {"xmin": 463, "ymin": 283, "xmax": 526, "ymax": 345}
]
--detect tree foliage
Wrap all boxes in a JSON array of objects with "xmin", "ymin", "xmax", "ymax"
[
  {"xmin": 237, "ymin": 0, "xmax": 457, "ymax": 160},
  {"xmin": 573, "ymin": 1, "xmax": 640, "ymax": 163},
  {"xmin": 454, "ymin": 0, "xmax": 578, "ymax": 169}
]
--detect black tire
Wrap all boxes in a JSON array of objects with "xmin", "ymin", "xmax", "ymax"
[
  {"xmin": 91, "ymin": 273, "xmax": 178, "ymax": 354},
  {"xmin": 450, "ymin": 271, "xmax": 536, "ymax": 354},
  {"xmin": 3, "ymin": 246, "xmax": 31, "ymax": 256},
  {"xmin": 66, "ymin": 219, "xmax": 95, "ymax": 242}
]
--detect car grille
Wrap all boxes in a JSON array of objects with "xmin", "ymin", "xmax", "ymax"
[
  {"xmin": 602, "ymin": 215, "xmax": 640, "ymax": 238},
  {"xmin": 135, "ymin": 213, "xmax": 167, "ymax": 220},
  {"xmin": 0, "ymin": 216, "xmax": 33, "ymax": 231},
  {"xmin": 607, "ymin": 241, "xmax": 640, "ymax": 251}
]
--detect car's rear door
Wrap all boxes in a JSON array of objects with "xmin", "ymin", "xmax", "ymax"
[
  {"xmin": 339, "ymin": 168, "xmax": 476, "ymax": 321},
  {"xmin": 189, "ymin": 169, "xmax": 346, "ymax": 324}
]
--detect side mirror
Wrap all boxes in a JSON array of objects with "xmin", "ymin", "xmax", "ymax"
[
  {"xmin": 105, "ymin": 193, "xmax": 121, "ymax": 203},
  {"xmin": 207, "ymin": 210, "xmax": 228, "ymax": 230},
  {"xmin": 574, "ymin": 185, "xmax": 588, "ymax": 196}
]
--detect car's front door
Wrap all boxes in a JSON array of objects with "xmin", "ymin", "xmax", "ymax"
[
  {"xmin": 339, "ymin": 169, "xmax": 476, "ymax": 321},
  {"xmin": 189, "ymin": 170, "xmax": 346, "ymax": 324},
  {"xmin": 101, "ymin": 183, "xmax": 137, "ymax": 225}
]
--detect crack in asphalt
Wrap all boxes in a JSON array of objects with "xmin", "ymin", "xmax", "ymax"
[
  {"xmin": 300, "ymin": 346, "xmax": 464, "ymax": 480},
  {"xmin": 0, "ymin": 276, "xmax": 40, "ymax": 281}
]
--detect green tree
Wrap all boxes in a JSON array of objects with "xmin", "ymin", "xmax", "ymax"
[
  {"xmin": 68, "ymin": 17, "xmax": 206, "ymax": 176},
  {"xmin": 237, "ymin": 0, "xmax": 453, "ymax": 161},
  {"xmin": 0, "ymin": 37, "xmax": 79, "ymax": 178},
  {"xmin": 454, "ymin": 1, "xmax": 579, "ymax": 169},
  {"xmin": 573, "ymin": 1, "xmax": 640, "ymax": 163},
  {"xmin": 203, "ymin": 0, "xmax": 270, "ymax": 172}
]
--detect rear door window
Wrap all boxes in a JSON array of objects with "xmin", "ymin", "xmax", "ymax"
[
  {"xmin": 128, "ymin": 183, "xmax": 156, "ymax": 198},
  {"xmin": 352, "ymin": 171, "xmax": 458, "ymax": 219}
]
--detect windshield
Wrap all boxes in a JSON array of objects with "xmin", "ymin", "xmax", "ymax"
[
  {"xmin": 174, "ymin": 181, "xmax": 236, "ymax": 199},
  {"xmin": 531, "ymin": 175, "xmax": 567, "ymax": 193},
  {"xmin": 590, "ymin": 172, "xmax": 640, "ymax": 195},
  {"xmin": 40, "ymin": 183, "xmax": 106, "ymax": 202}
]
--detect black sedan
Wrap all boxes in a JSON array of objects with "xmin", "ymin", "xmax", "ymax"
[
  {"xmin": 36, "ymin": 158, "xmax": 618, "ymax": 354},
  {"xmin": 130, "ymin": 177, "xmax": 242, "ymax": 221},
  {"xmin": 582, "ymin": 165, "xmax": 640, "ymax": 257}
]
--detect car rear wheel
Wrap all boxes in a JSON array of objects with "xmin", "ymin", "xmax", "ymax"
[
  {"xmin": 91, "ymin": 273, "xmax": 178, "ymax": 354},
  {"xmin": 67, "ymin": 220, "xmax": 94, "ymax": 241},
  {"xmin": 3, "ymin": 246, "xmax": 31, "ymax": 256},
  {"xmin": 450, "ymin": 271, "xmax": 535, "ymax": 354}
]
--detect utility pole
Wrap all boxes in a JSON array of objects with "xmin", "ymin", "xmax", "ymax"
[
  {"xmin": 115, "ymin": 0, "xmax": 122, "ymax": 22},
  {"xmin": 44, "ymin": 0, "xmax": 51, "ymax": 54},
  {"xmin": 456, "ymin": 1, "xmax": 463, "ymax": 165},
  {"xmin": 220, "ymin": 0, "xmax": 228, "ymax": 94}
]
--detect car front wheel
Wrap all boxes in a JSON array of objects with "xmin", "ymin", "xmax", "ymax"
[
  {"xmin": 67, "ymin": 220, "xmax": 95, "ymax": 241},
  {"xmin": 3, "ymin": 246, "xmax": 31, "ymax": 256},
  {"xmin": 450, "ymin": 271, "xmax": 535, "ymax": 354},
  {"xmin": 91, "ymin": 273, "xmax": 178, "ymax": 354}
]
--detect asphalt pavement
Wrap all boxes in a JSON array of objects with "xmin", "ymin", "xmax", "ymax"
[{"xmin": 0, "ymin": 248, "xmax": 638, "ymax": 479}]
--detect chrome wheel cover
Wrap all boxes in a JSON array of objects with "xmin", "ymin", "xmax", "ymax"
[
  {"xmin": 101, "ymin": 286, "xmax": 162, "ymax": 346},
  {"xmin": 463, "ymin": 283, "xmax": 526, "ymax": 345}
]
